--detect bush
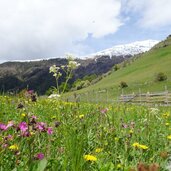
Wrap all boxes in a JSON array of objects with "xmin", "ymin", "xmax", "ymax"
[
  {"xmin": 155, "ymin": 72, "xmax": 167, "ymax": 82},
  {"xmin": 120, "ymin": 81, "xmax": 128, "ymax": 88}
]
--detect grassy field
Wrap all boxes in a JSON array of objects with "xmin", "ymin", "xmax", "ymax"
[
  {"xmin": 66, "ymin": 37, "xmax": 171, "ymax": 102},
  {"xmin": 0, "ymin": 94, "xmax": 171, "ymax": 170}
]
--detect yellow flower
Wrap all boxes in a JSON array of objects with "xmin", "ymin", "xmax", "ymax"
[
  {"xmin": 95, "ymin": 148, "xmax": 103, "ymax": 153},
  {"xmin": 129, "ymin": 129, "xmax": 134, "ymax": 134},
  {"xmin": 132, "ymin": 142, "xmax": 139, "ymax": 147},
  {"xmin": 132, "ymin": 142, "xmax": 148, "ymax": 150},
  {"xmin": 163, "ymin": 112, "xmax": 170, "ymax": 118},
  {"xmin": 138, "ymin": 144, "xmax": 148, "ymax": 150},
  {"xmin": 30, "ymin": 131, "xmax": 35, "ymax": 136},
  {"xmin": 9, "ymin": 144, "xmax": 18, "ymax": 151},
  {"xmin": 117, "ymin": 164, "xmax": 122, "ymax": 169},
  {"xmin": 84, "ymin": 154, "xmax": 97, "ymax": 161},
  {"xmin": 167, "ymin": 135, "xmax": 171, "ymax": 140},
  {"xmin": 21, "ymin": 113, "xmax": 26, "ymax": 117},
  {"xmin": 79, "ymin": 114, "xmax": 84, "ymax": 119}
]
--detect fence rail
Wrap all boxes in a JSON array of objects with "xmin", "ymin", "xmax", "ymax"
[{"xmin": 63, "ymin": 86, "xmax": 171, "ymax": 106}]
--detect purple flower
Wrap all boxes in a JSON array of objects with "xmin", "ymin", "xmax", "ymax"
[
  {"xmin": 27, "ymin": 90, "xmax": 34, "ymax": 94},
  {"xmin": 19, "ymin": 122, "xmax": 28, "ymax": 132},
  {"xmin": 0, "ymin": 123, "xmax": 7, "ymax": 130},
  {"xmin": 47, "ymin": 127, "xmax": 53, "ymax": 135},
  {"xmin": 6, "ymin": 121, "xmax": 14, "ymax": 129},
  {"xmin": 36, "ymin": 122, "xmax": 46, "ymax": 131},
  {"xmin": 36, "ymin": 153, "xmax": 44, "ymax": 160},
  {"xmin": 31, "ymin": 115, "xmax": 37, "ymax": 120},
  {"xmin": 100, "ymin": 108, "xmax": 108, "ymax": 114},
  {"xmin": 122, "ymin": 123, "xmax": 128, "ymax": 129}
]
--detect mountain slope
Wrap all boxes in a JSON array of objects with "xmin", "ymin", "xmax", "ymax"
[
  {"xmin": 69, "ymin": 36, "xmax": 171, "ymax": 99},
  {"xmin": 87, "ymin": 40, "xmax": 159, "ymax": 59}
]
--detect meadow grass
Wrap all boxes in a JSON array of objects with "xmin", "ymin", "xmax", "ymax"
[{"xmin": 0, "ymin": 94, "xmax": 171, "ymax": 170}]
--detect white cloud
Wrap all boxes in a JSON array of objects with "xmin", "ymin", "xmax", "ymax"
[
  {"xmin": 0, "ymin": 0, "xmax": 122, "ymax": 61},
  {"xmin": 124, "ymin": 0, "xmax": 171, "ymax": 28}
]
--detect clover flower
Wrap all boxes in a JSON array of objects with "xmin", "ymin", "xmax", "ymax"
[{"xmin": 36, "ymin": 153, "xmax": 44, "ymax": 160}]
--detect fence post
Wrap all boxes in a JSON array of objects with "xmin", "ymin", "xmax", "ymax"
[
  {"xmin": 146, "ymin": 91, "xmax": 150, "ymax": 105},
  {"xmin": 165, "ymin": 86, "xmax": 169, "ymax": 105},
  {"xmin": 139, "ymin": 88, "xmax": 142, "ymax": 104}
]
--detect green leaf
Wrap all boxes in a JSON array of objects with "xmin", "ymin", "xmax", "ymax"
[{"xmin": 36, "ymin": 158, "xmax": 47, "ymax": 171}]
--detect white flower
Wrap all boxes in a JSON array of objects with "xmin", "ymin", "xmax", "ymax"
[
  {"xmin": 68, "ymin": 61, "xmax": 80, "ymax": 69},
  {"xmin": 48, "ymin": 94, "xmax": 61, "ymax": 99}
]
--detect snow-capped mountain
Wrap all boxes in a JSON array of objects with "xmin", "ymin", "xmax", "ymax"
[{"xmin": 88, "ymin": 40, "xmax": 159, "ymax": 59}]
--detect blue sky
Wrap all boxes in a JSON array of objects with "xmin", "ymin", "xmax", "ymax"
[{"xmin": 0, "ymin": 0, "xmax": 171, "ymax": 62}]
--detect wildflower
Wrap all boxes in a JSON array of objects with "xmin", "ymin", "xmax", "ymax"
[
  {"xmin": 150, "ymin": 108, "xmax": 159, "ymax": 115},
  {"xmin": 19, "ymin": 122, "xmax": 28, "ymax": 132},
  {"xmin": 67, "ymin": 59, "xmax": 80, "ymax": 69},
  {"xmin": 138, "ymin": 144, "xmax": 148, "ymax": 150},
  {"xmin": 30, "ymin": 131, "xmax": 35, "ymax": 136},
  {"xmin": 129, "ymin": 129, "xmax": 134, "ymax": 134},
  {"xmin": 79, "ymin": 114, "xmax": 84, "ymax": 119},
  {"xmin": 163, "ymin": 112, "xmax": 170, "ymax": 118},
  {"xmin": 95, "ymin": 148, "xmax": 103, "ymax": 153},
  {"xmin": 84, "ymin": 154, "xmax": 97, "ymax": 161},
  {"xmin": 6, "ymin": 121, "xmax": 14, "ymax": 129},
  {"xmin": 21, "ymin": 113, "xmax": 26, "ymax": 117},
  {"xmin": 9, "ymin": 144, "xmax": 18, "ymax": 151},
  {"xmin": 47, "ymin": 127, "xmax": 53, "ymax": 135},
  {"xmin": 0, "ymin": 123, "xmax": 7, "ymax": 130},
  {"xmin": 132, "ymin": 142, "xmax": 140, "ymax": 147},
  {"xmin": 36, "ymin": 122, "xmax": 46, "ymax": 131},
  {"xmin": 100, "ymin": 108, "xmax": 108, "ymax": 114},
  {"xmin": 36, "ymin": 153, "xmax": 44, "ymax": 160},
  {"xmin": 132, "ymin": 142, "xmax": 148, "ymax": 150},
  {"xmin": 167, "ymin": 135, "xmax": 171, "ymax": 140},
  {"xmin": 117, "ymin": 164, "xmax": 123, "ymax": 169}
]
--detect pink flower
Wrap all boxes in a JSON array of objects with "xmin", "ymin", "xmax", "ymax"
[
  {"xmin": 36, "ymin": 122, "xmax": 46, "ymax": 131},
  {"xmin": 6, "ymin": 121, "xmax": 14, "ymax": 129},
  {"xmin": 36, "ymin": 153, "xmax": 44, "ymax": 160},
  {"xmin": 19, "ymin": 122, "xmax": 28, "ymax": 132},
  {"xmin": 0, "ymin": 123, "xmax": 7, "ymax": 130},
  {"xmin": 100, "ymin": 108, "xmax": 109, "ymax": 114},
  {"xmin": 47, "ymin": 127, "xmax": 53, "ymax": 135}
]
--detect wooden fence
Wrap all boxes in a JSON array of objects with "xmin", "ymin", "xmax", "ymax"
[
  {"xmin": 64, "ymin": 87, "xmax": 171, "ymax": 105},
  {"xmin": 119, "ymin": 91, "xmax": 171, "ymax": 105}
]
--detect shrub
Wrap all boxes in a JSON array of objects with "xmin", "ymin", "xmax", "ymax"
[
  {"xmin": 155, "ymin": 72, "xmax": 167, "ymax": 82},
  {"xmin": 120, "ymin": 81, "xmax": 128, "ymax": 88}
]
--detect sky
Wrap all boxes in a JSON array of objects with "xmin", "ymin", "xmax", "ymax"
[{"xmin": 0, "ymin": 0, "xmax": 171, "ymax": 62}]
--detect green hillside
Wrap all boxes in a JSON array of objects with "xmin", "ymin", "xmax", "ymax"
[{"xmin": 66, "ymin": 36, "xmax": 171, "ymax": 101}]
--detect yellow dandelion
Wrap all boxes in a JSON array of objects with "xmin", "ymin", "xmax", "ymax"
[
  {"xmin": 84, "ymin": 154, "xmax": 97, "ymax": 161},
  {"xmin": 139, "ymin": 144, "xmax": 148, "ymax": 150},
  {"xmin": 132, "ymin": 142, "xmax": 139, "ymax": 147},
  {"xmin": 9, "ymin": 144, "xmax": 18, "ymax": 151},
  {"xmin": 167, "ymin": 135, "xmax": 171, "ymax": 140},
  {"xmin": 21, "ymin": 113, "xmax": 26, "ymax": 117},
  {"xmin": 79, "ymin": 114, "xmax": 84, "ymax": 119},
  {"xmin": 95, "ymin": 148, "xmax": 103, "ymax": 153}
]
